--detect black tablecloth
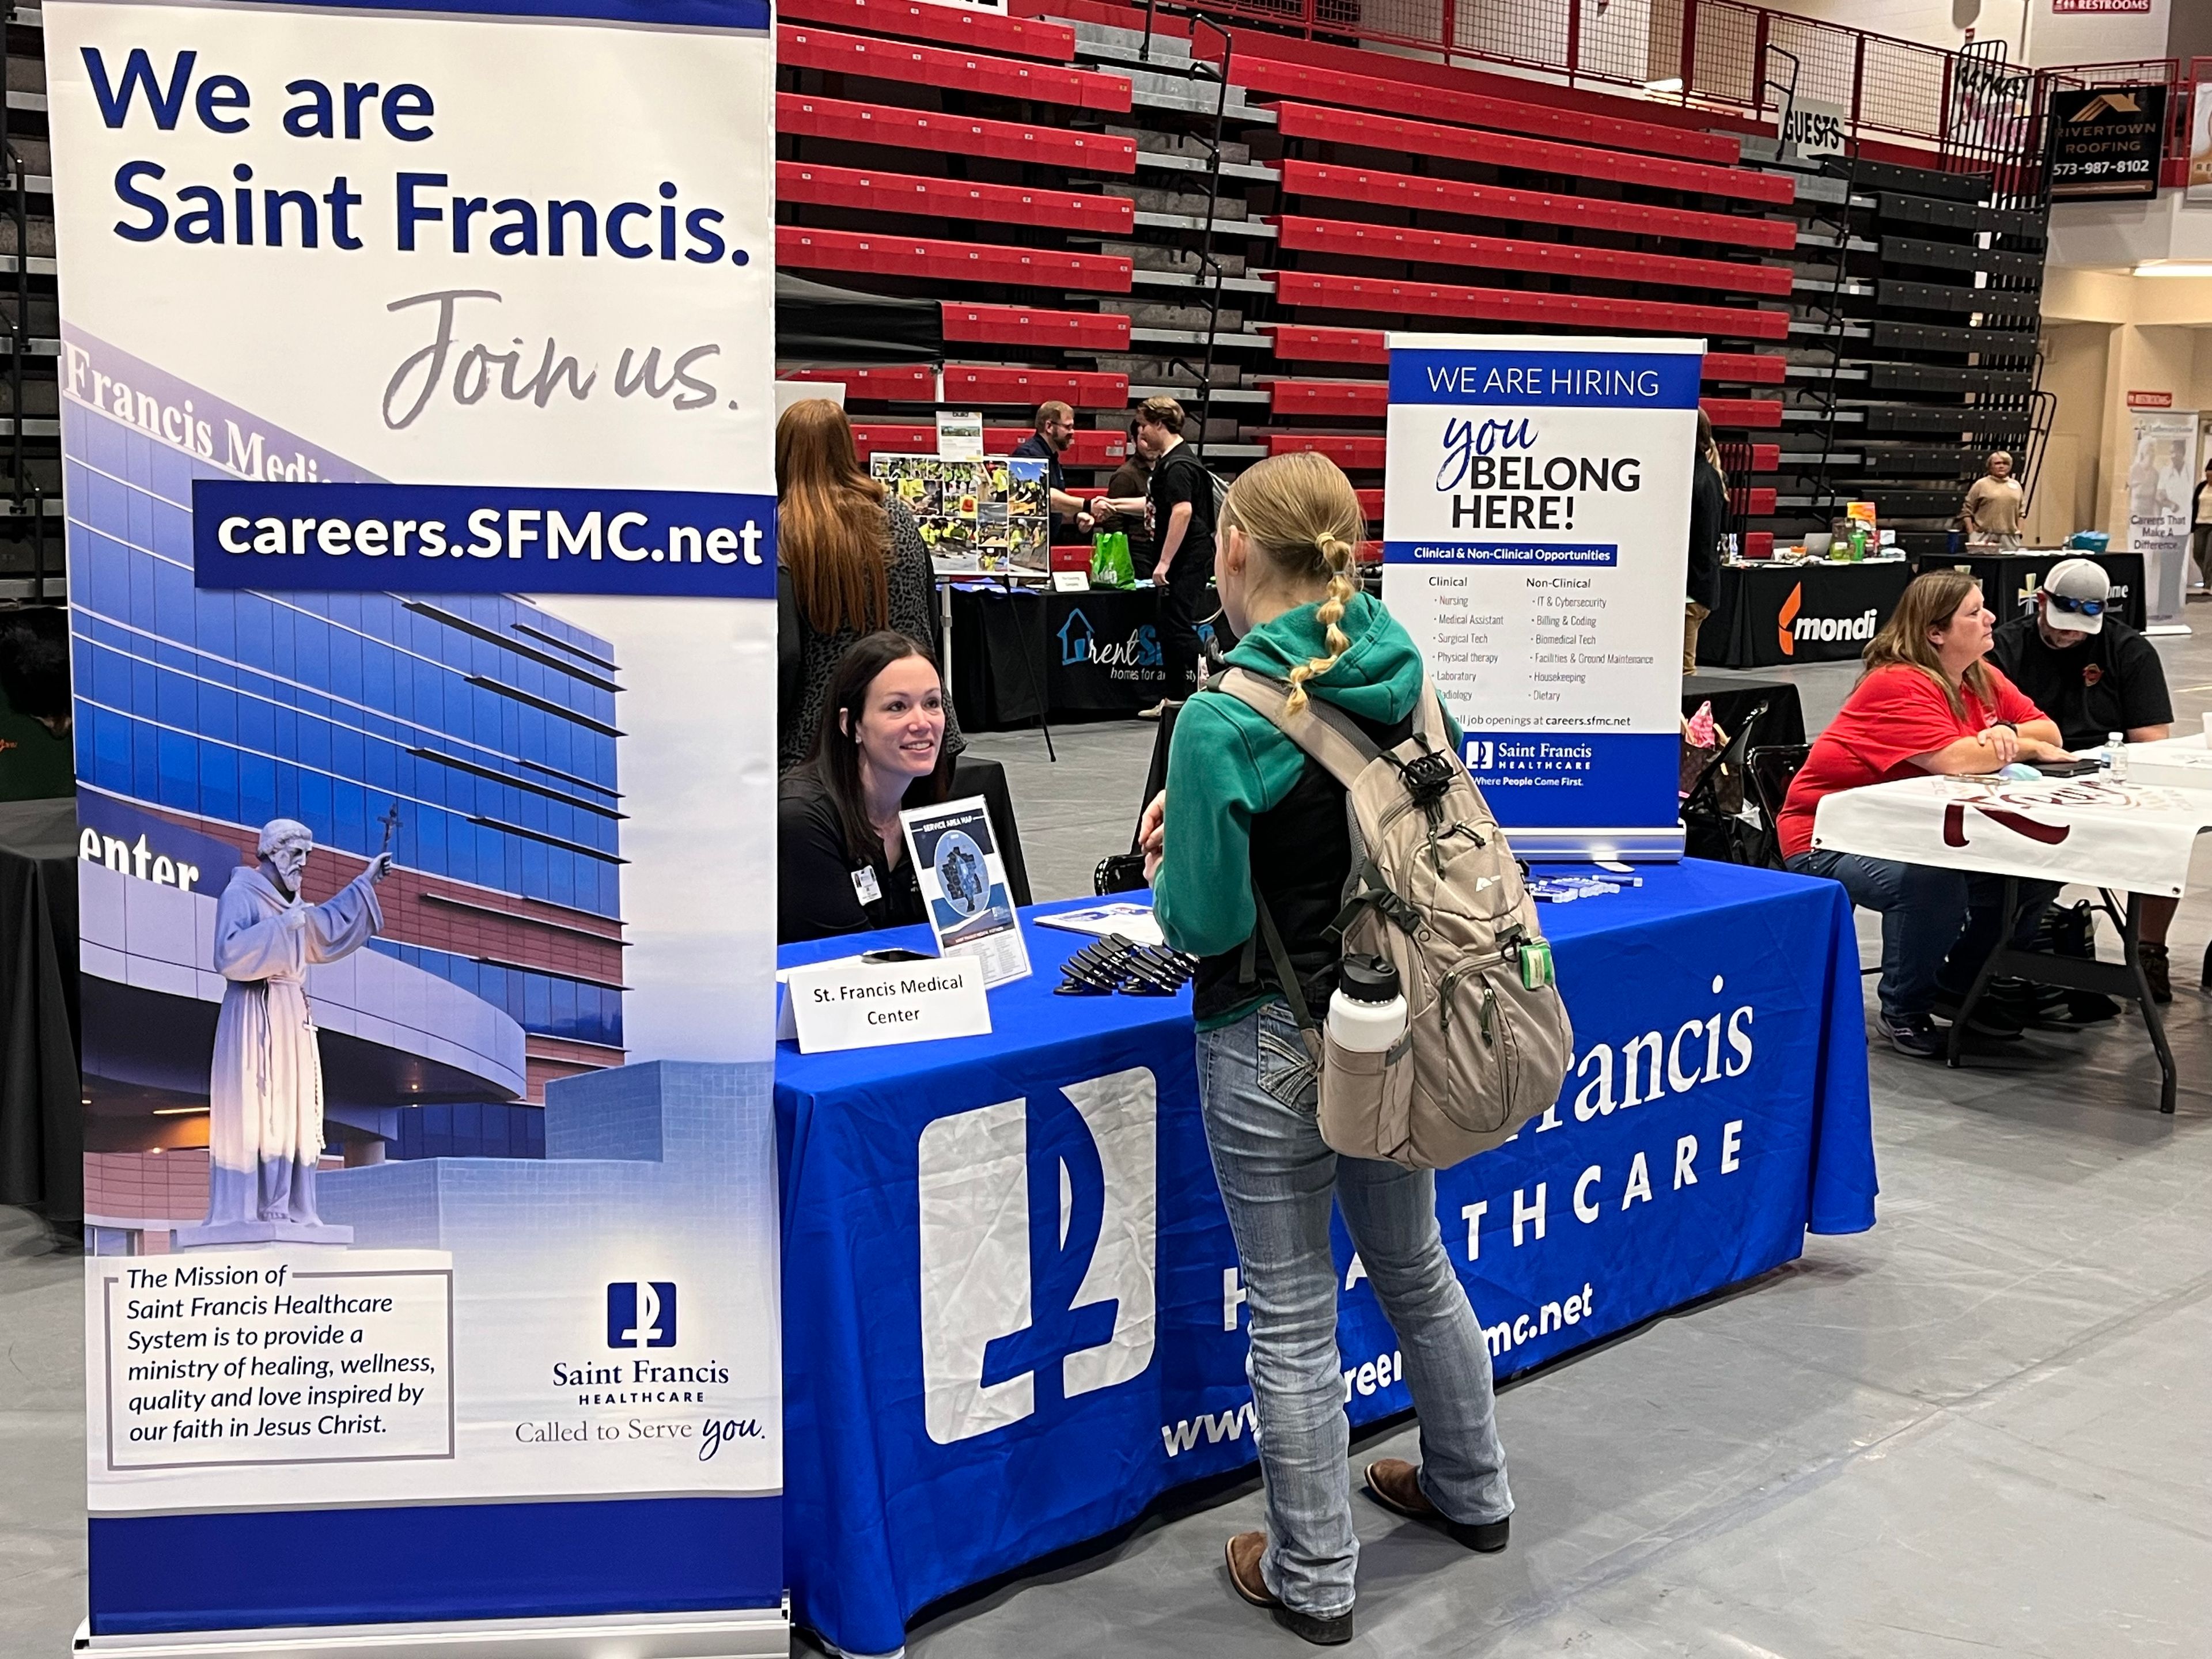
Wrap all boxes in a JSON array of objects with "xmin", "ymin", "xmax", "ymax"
[
  {"xmin": 1700, "ymin": 560, "xmax": 1914, "ymax": 669},
  {"xmin": 1681, "ymin": 675, "xmax": 1806, "ymax": 749},
  {"xmin": 0, "ymin": 797, "xmax": 81, "ymax": 1236},
  {"xmin": 949, "ymin": 585, "xmax": 1168, "ymax": 729},
  {"xmin": 1912, "ymin": 550, "xmax": 2147, "ymax": 631}
]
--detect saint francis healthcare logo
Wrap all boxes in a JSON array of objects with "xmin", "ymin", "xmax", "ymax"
[
  {"xmin": 916, "ymin": 1068, "xmax": 1158, "ymax": 1444},
  {"xmin": 608, "ymin": 1281, "xmax": 678, "ymax": 1349}
]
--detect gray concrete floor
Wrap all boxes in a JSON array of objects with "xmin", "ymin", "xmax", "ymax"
[{"xmin": 10, "ymin": 643, "xmax": 2212, "ymax": 1658}]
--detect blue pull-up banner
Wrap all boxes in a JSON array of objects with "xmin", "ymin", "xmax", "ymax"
[{"xmin": 1382, "ymin": 334, "xmax": 1705, "ymax": 861}]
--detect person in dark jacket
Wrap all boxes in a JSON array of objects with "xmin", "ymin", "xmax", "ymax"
[
  {"xmin": 2192, "ymin": 459, "xmax": 2212, "ymax": 593},
  {"xmin": 1684, "ymin": 408, "xmax": 1727, "ymax": 672}
]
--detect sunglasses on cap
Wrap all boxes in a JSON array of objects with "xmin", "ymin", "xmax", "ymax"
[{"xmin": 2048, "ymin": 593, "xmax": 2104, "ymax": 618}]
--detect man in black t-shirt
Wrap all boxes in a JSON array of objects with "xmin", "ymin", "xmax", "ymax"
[
  {"xmin": 1990, "ymin": 557, "xmax": 2180, "ymax": 997},
  {"xmin": 1124, "ymin": 395, "xmax": 1217, "ymax": 713}
]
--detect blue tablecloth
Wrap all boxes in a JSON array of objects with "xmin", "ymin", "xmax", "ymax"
[{"xmin": 777, "ymin": 860, "xmax": 1875, "ymax": 1656}]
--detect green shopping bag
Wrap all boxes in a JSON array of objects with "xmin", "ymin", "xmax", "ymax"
[{"xmin": 1090, "ymin": 530, "xmax": 1134, "ymax": 589}]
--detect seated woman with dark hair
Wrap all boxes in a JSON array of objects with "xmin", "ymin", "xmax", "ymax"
[{"xmin": 777, "ymin": 631, "xmax": 953, "ymax": 944}]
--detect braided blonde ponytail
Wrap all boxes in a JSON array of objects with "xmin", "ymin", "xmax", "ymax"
[
  {"xmin": 1284, "ymin": 533, "xmax": 1357, "ymax": 715},
  {"xmin": 1218, "ymin": 451, "xmax": 1366, "ymax": 715}
]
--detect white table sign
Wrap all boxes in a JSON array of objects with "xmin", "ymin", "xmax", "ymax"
[{"xmin": 783, "ymin": 955, "xmax": 991, "ymax": 1053}]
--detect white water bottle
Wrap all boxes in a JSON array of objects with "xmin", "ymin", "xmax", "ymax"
[
  {"xmin": 1328, "ymin": 955, "xmax": 1407, "ymax": 1052},
  {"xmin": 2107, "ymin": 730, "xmax": 2128, "ymax": 782}
]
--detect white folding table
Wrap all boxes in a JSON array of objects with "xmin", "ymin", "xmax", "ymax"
[{"xmin": 1812, "ymin": 770, "xmax": 2212, "ymax": 1113}]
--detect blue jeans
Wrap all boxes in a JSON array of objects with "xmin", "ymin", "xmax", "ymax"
[
  {"xmin": 1196, "ymin": 1000, "xmax": 1512, "ymax": 1618},
  {"xmin": 1787, "ymin": 850, "xmax": 2056, "ymax": 1021}
]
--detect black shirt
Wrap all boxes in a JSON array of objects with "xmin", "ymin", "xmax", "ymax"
[
  {"xmin": 1988, "ymin": 614, "xmax": 2173, "ymax": 752},
  {"xmin": 1686, "ymin": 455, "xmax": 1725, "ymax": 609},
  {"xmin": 777, "ymin": 766, "xmax": 928, "ymax": 944},
  {"xmin": 1147, "ymin": 442, "xmax": 1217, "ymax": 573},
  {"xmin": 1190, "ymin": 696, "xmax": 1416, "ymax": 1025}
]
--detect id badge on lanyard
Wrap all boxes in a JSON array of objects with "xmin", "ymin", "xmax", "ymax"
[{"xmin": 851, "ymin": 865, "xmax": 882, "ymax": 906}]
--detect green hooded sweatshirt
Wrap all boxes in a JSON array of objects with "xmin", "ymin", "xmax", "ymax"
[{"xmin": 1153, "ymin": 590, "xmax": 1454, "ymax": 1031}]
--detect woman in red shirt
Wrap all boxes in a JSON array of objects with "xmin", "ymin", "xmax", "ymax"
[{"xmin": 1780, "ymin": 570, "xmax": 2070, "ymax": 1056}]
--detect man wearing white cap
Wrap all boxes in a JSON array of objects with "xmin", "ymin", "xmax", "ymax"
[{"xmin": 1991, "ymin": 558, "xmax": 2179, "ymax": 997}]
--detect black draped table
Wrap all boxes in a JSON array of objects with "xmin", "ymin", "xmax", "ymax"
[
  {"xmin": 1911, "ymin": 550, "xmax": 2147, "ymax": 630},
  {"xmin": 1681, "ymin": 675, "xmax": 1807, "ymax": 749},
  {"xmin": 1699, "ymin": 558, "xmax": 1915, "ymax": 669},
  {"xmin": 948, "ymin": 582, "xmax": 1168, "ymax": 729},
  {"xmin": 0, "ymin": 796, "xmax": 81, "ymax": 1238}
]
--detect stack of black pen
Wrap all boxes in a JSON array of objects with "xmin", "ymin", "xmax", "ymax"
[{"xmin": 1056, "ymin": 935, "xmax": 1199, "ymax": 997}]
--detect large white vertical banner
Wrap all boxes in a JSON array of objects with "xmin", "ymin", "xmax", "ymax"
[
  {"xmin": 1381, "ymin": 334, "xmax": 1700, "ymax": 859},
  {"xmin": 2128, "ymin": 408, "xmax": 2197, "ymax": 626},
  {"xmin": 48, "ymin": 0, "xmax": 785, "ymax": 1650}
]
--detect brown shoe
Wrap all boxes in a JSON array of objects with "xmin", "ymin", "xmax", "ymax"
[
  {"xmin": 1363, "ymin": 1459, "xmax": 1511, "ymax": 1553},
  {"xmin": 1224, "ymin": 1532, "xmax": 1353, "ymax": 1646}
]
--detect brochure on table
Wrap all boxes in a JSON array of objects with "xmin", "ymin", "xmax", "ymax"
[
  {"xmin": 1380, "ymin": 333, "xmax": 1700, "ymax": 859},
  {"xmin": 47, "ymin": 0, "xmax": 785, "ymax": 1647},
  {"xmin": 901, "ymin": 796, "xmax": 1032, "ymax": 986}
]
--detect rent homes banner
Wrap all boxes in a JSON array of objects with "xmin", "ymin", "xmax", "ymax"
[
  {"xmin": 1381, "ymin": 333, "xmax": 1700, "ymax": 859},
  {"xmin": 48, "ymin": 0, "xmax": 783, "ymax": 1641}
]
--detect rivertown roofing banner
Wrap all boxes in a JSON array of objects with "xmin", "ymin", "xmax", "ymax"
[
  {"xmin": 1381, "ymin": 334, "xmax": 1700, "ymax": 859},
  {"xmin": 48, "ymin": 0, "xmax": 784, "ymax": 1649}
]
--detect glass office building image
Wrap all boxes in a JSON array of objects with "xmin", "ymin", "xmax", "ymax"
[{"xmin": 66, "ymin": 383, "xmax": 630, "ymax": 1246}]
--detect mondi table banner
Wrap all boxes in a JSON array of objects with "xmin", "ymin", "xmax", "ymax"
[
  {"xmin": 48, "ymin": 0, "xmax": 784, "ymax": 1645},
  {"xmin": 1381, "ymin": 333, "xmax": 1700, "ymax": 859}
]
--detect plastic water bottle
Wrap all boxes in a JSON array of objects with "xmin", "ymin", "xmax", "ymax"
[
  {"xmin": 2107, "ymin": 731, "xmax": 2128, "ymax": 782},
  {"xmin": 1328, "ymin": 955, "xmax": 1407, "ymax": 1052}
]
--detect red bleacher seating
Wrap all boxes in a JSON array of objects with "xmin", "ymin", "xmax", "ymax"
[
  {"xmin": 1702, "ymin": 353, "xmax": 1789, "ymax": 385},
  {"xmin": 1733, "ymin": 488, "xmax": 1779, "ymax": 516},
  {"xmin": 1748, "ymin": 445, "xmax": 1781, "ymax": 473},
  {"xmin": 779, "ymin": 25, "xmax": 1131, "ymax": 112},
  {"xmin": 779, "ymin": 227, "xmax": 1132, "ymax": 293},
  {"xmin": 1272, "ymin": 104, "xmax": 1794, "ymax": 208},
  {"xmin": 1263, "ymin": 324, "xmax": 1388, "ymax": 366},
  {"xmin": 1700, "ymin": 397, "xmax": 1784, "ymax": 427},
  {"xmin": 942, "ymin": 303, "xmax": 1131, "ymax": 352},
  {"xmin": 1267, "ymin": 434, "xmax": 1385, "ymax": 468},
  {"xmin": 1269, "ymin": 271, "xmax": 1789, "ymax": 342},
  {"xmin": 1221, "ymin": 27, "xmax": 1768, "ymax": 145},
  {"xmin": 1264, "ymin": 380, "xmax": 1384, "ymax": 418},
  {"xmin": 781, "ymin": 364, "xmax": 936, "ymax": 399},
  {"xmin": 779, "ymin": 93, "xmax": 1137, "ymax": 174},
  {"xmin": 1232, "ymin": 53, "xmax": 1741, "ymax": 166},
  {"xmin": 1277, "ymin": 160, "xmax": 1796, "ymax": 254},
  {"xmin": 781, "ymin": 0, "xmax": 1076, "ymax": 62},
  {"xmin": 1745, "ymin": 532, "xmax": 1775, "ymax": 559},
  {"xmin": 851, "ymin": 423, "xmax": 1127, "ymax": 465},
  {"xmin": 944, "ymin": 366, "xmax": 1130, "ymax": 407},
  {"xmin": 778, "ymin": 162, "xmax": 1134, "ymax": 236},
  {"xmin": 1273, "ymin": 215, "xmax": 1792, "ymax": 298}
]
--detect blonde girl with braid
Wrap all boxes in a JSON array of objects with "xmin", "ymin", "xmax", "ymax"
[{"xmin": 1143, "ymin": 452, "xmax": 1513, "ymax": 1646}]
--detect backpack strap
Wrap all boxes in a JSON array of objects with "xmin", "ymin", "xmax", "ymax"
[
  {"xmin": 1250, "ymin": 877, "xmax": 1324, "ymax": 1062},
  {"xmin": 1217, "ymin": 666, "xmax": 1380, "ymax": 791},
  {"xmin": 1412, "ymin": 675, "xmax": 1452, "ymax": 754}
]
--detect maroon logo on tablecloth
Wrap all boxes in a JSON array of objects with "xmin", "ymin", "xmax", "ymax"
[{"xmin": 1943, "ymin": 802, "xmax": 2073, "ymax": 848}]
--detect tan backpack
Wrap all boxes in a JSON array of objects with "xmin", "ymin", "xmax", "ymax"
[{"xmin": 1218, "ymin": 668, "xmax": 1575, "ymax": 1170}]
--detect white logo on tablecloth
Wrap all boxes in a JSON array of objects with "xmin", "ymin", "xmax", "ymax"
[{"xmin": 916, "ymin": 1069, "xmax": 1158, "ymax": 1445}]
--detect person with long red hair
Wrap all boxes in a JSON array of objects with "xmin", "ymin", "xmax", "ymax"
[{"xmin": 775, "ymin": 397, "xmax": 960, "ymax": 771}]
